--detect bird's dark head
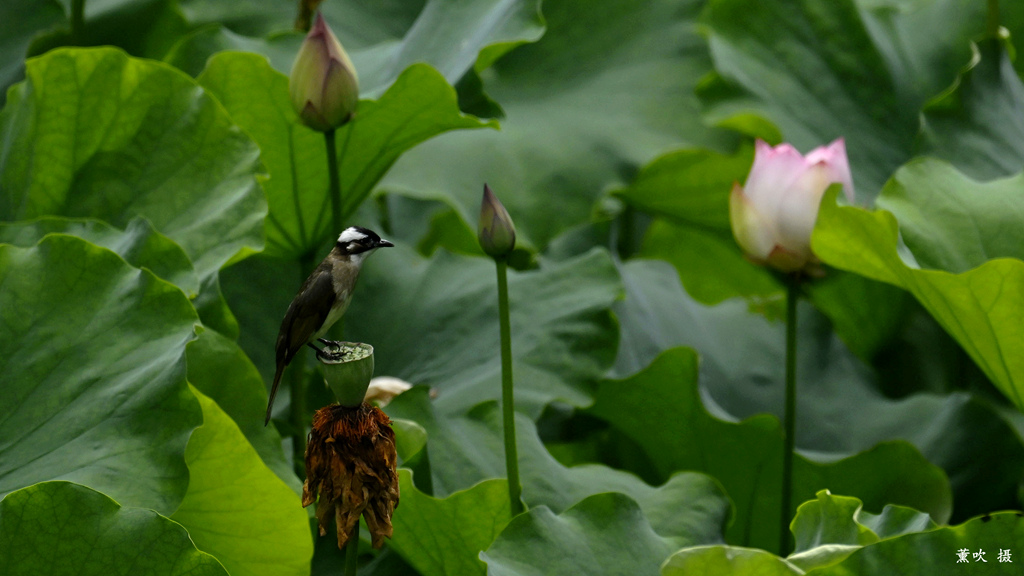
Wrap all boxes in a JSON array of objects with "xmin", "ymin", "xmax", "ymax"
[{"xmin": 335, "ymin": 226, "xmax": 394, "ymax": 262}]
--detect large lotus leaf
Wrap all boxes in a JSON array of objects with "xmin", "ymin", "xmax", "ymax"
[
  {"xmin": 0, "ymin": 0, "xmax": 191, "ymax": 105},
  {"xmin": 362, "ymin": 0, "xmax": 544, "ymax": 96},
  {"xmin": 793, "ymin": 491, "xmax": 935, "ymax": 552},
  {"xmin": 386, "ymin": 388, "xmax": 733, "ymax": 546},
  {"xmin": 700, "ymin": 0, "xmax": 986, "ymax": 198},
  {"xmin": 185, "ymin": 329, "xmax": 297, "ymax": 490},
  {"xmin": 786, "ymin": 491, "xmax": 936, "ymax": 571},
  {"xmin": 388, "ymin": 470, "xmax": 511, "ymax": 576},
  {"xmin": 661, "ymin": 546, "xmax": 803, "ymax": 576},
  {"xmin": 176, "ymin": 0, "xmax": 424, "ymax": 42},
  {"xmin": 0, "ymin": 235, "xmax": 200, "ymax": 513},
  {"xmin": 811, "ymin": 512, "xmax": 1024, "ymax": 575},
  {"xmin": 224, "ymin": 245, "xmax": 620, "ymax": 418},
  {"xmin": 0, "ymin": 481, "xmax": 228, "ymax": 576},
  {"xmin": 918, "ymin": 38, "xmax": 1024, "ymax": 181},
  {"xmin": 0, "ymin": 216, "xmax": 199, "ymax": 296},
  {"xmin": 0, "ymin": 214, "xmax": 240, "ymax": 337},
  {"xmin": 666, "ymin": 510, "xmax": 1024, "ymax": 576},
  {"xmin": 875, "ymin": 158, "xmax": 1024, "ymax": 274},
  {"xmin": 349, "ymin": 247, "xmax": 620, "ymax": 416},
  {"xmin": 197, "ymin": 52, "xmax": 491, "ymax": 259},
  {"xmin": 612, "ymin": 258, "xmax": 1024, "ymax": 521},
  {"xmin": 173, "ymin": 0, "xmax": 544, "ymax": 100},
  {"xmin": 170, "ymin": 388, "xmax": 311, "ymax": 576},
  {"xmin": 590, "ymin": 347, "xmax": 951, "ymax": 553},
  {"xmin": 0, "ymin": 47, "xmax": 265, "ymax": 285},
  {"xmin": 379, "ymin": 0, "xmax": 736, "ymax": 251},
  {"xmin": 0, "ymin": 0, "xmax": 62, "ymax": 104},
  {"xmin": 481, "ymin": 493, "xmax": 679, "ymax": 576},
  {"xmin": 803, "ymin": 270, "xmax": 913, "ymax": 362},
  {"xmin": 812, "ymin": 190, "xmax": 1024, "ymax": 411}
]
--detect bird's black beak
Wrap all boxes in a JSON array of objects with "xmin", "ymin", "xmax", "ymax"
[{"xmin": 377, "ymin": 239, "xmax": 395, "ymax": 248}]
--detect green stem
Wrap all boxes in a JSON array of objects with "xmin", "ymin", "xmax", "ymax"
[
  {"xmin": 71, "ymin": 0, "xmax": 85, "ymax": 44},
  {"xmin": 290, "ymin": 250, "xmax": 316, "ymax": 476},
  {"xmin": 987, "ymin": 0, "xmax": 1000, "ymax": 38},
  {"xmin": 496, "ymin": 260, "xmax": 524, "ymax": 515},
  {"xmin": 344, "ymin": 522, "xmax": 359, "ymax": 576},
  {"xmin": 325, "ymin": 129, "xmax": 342, "ymax": 235},
  {"xmin": 779, "ymin": 278, "xmax": 799, "ymax": 555}
]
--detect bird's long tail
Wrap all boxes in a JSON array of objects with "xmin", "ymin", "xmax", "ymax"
[{"xmin": 265, "ymin": 362, "xmax": 286, "ymax": 426}]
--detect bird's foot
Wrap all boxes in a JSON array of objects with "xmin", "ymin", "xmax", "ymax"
[
  {"xmin": 314, "ymin": 348, "xmax": 336, "ymax": 362},
  {"xmin": 309, "ymin": 339, "xmax": 346, "ymax": 361}
]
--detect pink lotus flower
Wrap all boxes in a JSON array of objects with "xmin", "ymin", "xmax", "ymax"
[
  {"xmin": 730, "ymin": 139, "xmax": 854, "ymax": 273},
  {"xmin": 289, "ymin": 13, "xmax": 359, "ymax": 132}
]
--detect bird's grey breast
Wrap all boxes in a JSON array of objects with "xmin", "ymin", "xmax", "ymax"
[{"xmin": 314, "ymin": 258, "xmax": 361, "ymax": 339}]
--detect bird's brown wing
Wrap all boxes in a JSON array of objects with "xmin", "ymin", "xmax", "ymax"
[
  {"xmin": 277, "ymin": 264, "xmax": 337, "ymax": 364},
  {"xmin": 266, "ymin": 263, "xmax": 336, "ymax": 425}
]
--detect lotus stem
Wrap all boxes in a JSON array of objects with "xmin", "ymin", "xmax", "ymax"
[
  {"xmin": 496, "ymin": 259, "xmax": 524, "ymax": 515},
  {"xmin": 987, "ymin": 0, "xmax": 1000, "ymax": 38},
  {"xmin": 779, "ymin": 277, "xmax": 799, "ymax": 555},
  {"xmin": 344, "ymin": 522, "xmax": 359, "ymax": 576}
]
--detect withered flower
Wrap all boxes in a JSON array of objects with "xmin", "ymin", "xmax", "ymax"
[{"xmin": 302, "ymin": 403, "xmax": 400, "ymax": 549}]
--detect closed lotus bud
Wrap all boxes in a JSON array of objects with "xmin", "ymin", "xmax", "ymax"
[
  {"xmin": 289, "ymin": 12, "xmax": 359, "ymax": 132},
  {"xmin": 478, "ymin": 184, "xmax": 516, "ymax": 259},
  {"xmin": 730, "ymin": 139, "xmax": 854, "ymax": 273},
  {"xmin": 303, "ymin": 403, "xmax": 400, "ymax": 550}
]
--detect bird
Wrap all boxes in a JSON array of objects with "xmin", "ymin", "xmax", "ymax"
[{"xmin": 265, "ymin": 226, "xmax": 394, "ymax": 425}]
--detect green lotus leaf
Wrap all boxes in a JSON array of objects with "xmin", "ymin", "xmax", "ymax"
[
  {"xmin": 590, "ymin": 347, "xmax": 951, "ymax": 552},
  {"xmin": 197, "ymin": 52, "xmax": 491, "ymax": 259},
  {"xmin": 0, "ymin": 215, "xmax": 199, "ymax": 297},
  {"xmin": 0, "ymin": 46, "xmax": 265, "ymax": 279},
  {"xmin": 918, "ymin": 38, "xmax": 1024, "ymax": 181},
  {"xmin": 385, "ymin": 387, "xmax": 732, "ymax": 547},
  {"xmin": 172, "ymin": 0, "xmax": 543, "ymax": 109},
  {"xmin": 612, "ymin": 258, "xmax": 1024, "ymax": 521},
  {"xmin": 176, "ymin": 0, "xmax": 423, "ymax": 44},
  {"xmin": 0, "ymin": 0, "xmax": 62, "ymax": 104},
  {"xmin": 388, "ymin": 470, "xmax": 511, "ymax": 576},
  {"xmin": 787, "ymin": 491, "xmax": 935, "ymax": 571},
  {"xmin": 0, "ymin": 235, "xmax": 200, "ymax": 513},
  {"xmin": 812, "ymin": 511, "xmax": 1024, "ymax": 575},
  {"xmin": 700, "ymin": 0, "xmax": 987, "ymax": 198},
  {"xmin": 380, "ymin": 0, "xmax": 736, "ymax": 251},
  {"xmin": 812, "ymin": 189, "xmax": 1024, "ymax": 411},
  {"xmin": 875, "ymin": 159, "xmax": 1024, "ymax": 274},
  {"xmin": 225, "ymin": 246, "xmax": 620, "ymax": 419},
  {"xmin": 661, "ymin": 546, "xmax": 803, "ymax": 576},
  {"xmin": 0, "ymin": 481, "xmax": 228, "ymax": 576},
  {"xmin": 184, "ymin": 328, "xmax": 297, "ymax": 489},
  {"xmin": 0, "ymin": 47, "xmax": 265, "ymax": 334},
  {"xmin": 481, "ymin": 493, "xmax": 679, "ymax": 576},
  {"xmin": 171, "ymin": 388, "xmax": 312, "ymax": 576},
  {"xmin": 0, "ymin": 0, "xmax": 190, "ymax": 104}
]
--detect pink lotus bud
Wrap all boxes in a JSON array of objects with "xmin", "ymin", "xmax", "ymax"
[
  {"xmin": 289, "ymin": 13, "xmax": 359, "ymax": 132},
  {"xmin": 730, "ymin": 139, "xmax": 854, "ymax": 273}
]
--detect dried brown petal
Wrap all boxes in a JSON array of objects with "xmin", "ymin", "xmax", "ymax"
[{"xmin": 302, "ymin": 403, "xmax": 400, "ymax": 549}]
